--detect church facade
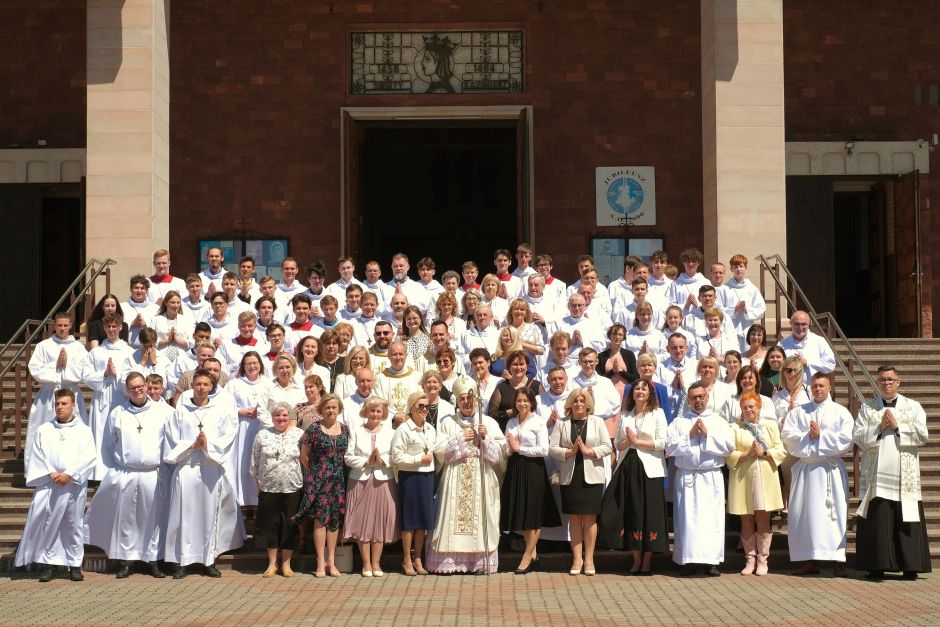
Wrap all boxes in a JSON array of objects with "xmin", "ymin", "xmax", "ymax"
[{"xmin": 0, "ymin": 1, "xmax": 936, "ymax": 337}]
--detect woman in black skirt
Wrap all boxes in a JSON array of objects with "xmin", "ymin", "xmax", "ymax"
[
  {"xmin": 250, "ymin": 403, "xmax": 305, "ymax": 577},
  {"xmin": 599, "ymin": 380, "xmax": 668, "ymax": 575},
  {"xmin": 500, "ymin": 387, "xmax": 561, "ymax": 575},
  {"xmin": 549, "ymin": 389, "xmax": 612, "ymax": 576}
]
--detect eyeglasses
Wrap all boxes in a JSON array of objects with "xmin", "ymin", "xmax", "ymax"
[
  {"xmin": 688, "ymin": 394, "xmax": 707, "ymax": 401},
  {"xmin": 128, "ymin": 385, "xmax": 146, "ymax": 392},
  {"xmin": 783, "ymin": 367, "xmax": 800, "ymax": 374},
  {"xmin": 877, "ymin": 378, "xmax": 899, "ymax": 385},
  {"xmin": 415, "ymin": 404, "xmax": 429, "ymax": 410}
]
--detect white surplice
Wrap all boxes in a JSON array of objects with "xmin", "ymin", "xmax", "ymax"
[
  {"xmin": 227, "ymin": 376, "xmax": 273, "ymax": 506},
  {"xmin": 162, "ymin": 390, "xmax": 245, "ymax": 566},
  {"xmin": 781, "ymin": 397, "xmax": 854, "ymax": 561},
  {"xmin": 84, "ymin": 398, "xmax": 174, "ymax": 561},
  {"xmin": 855, "ymin": 394, "xmax": 928, "ymax": 522},
  {"xmin": 665, "ymin": 409, "xmax": 734, "ymax": 565},
  {"xmin": 82, "ymin": 339, "xmax": 135, "ymax": 479},
  {"xmin": 25, "ymin": 335, "xmax": 88, "ymax": 466},
  {"xmin": 428, "ymin": 412, "xmax": 505, "ymax": 573},
  {"xmin": 15, "ymin": 417, "xmax": 97, "ymax": 568}
]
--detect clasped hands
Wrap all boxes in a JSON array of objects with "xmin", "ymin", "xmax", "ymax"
[
  {"xmin": 48, "ymin": 472, "xmax": 73, "ymax": 486},
  {"xmin": 190, "ymin": 432, "xmax": 208, "ymax": 450},
  {"xmin": 746, "ymin": 440, "xmax": 766, "ymax": 459},
  {"xmin": 566, "ymin": 436, "xmax": 595, "ymax": 459},
  {"xmin": 366, "ymin": 447, "xmax": 386, "ymax": 467},
  {"xmin": 689, "ymin": 418, "xmax": 708, "ymax": 439},
  {"xmin": 880, "ymin": 409, "xmax": 898, "ymax": 433}
]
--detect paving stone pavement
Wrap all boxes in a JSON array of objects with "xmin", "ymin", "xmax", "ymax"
[{"xmin": 1, "ymin": 567, "xmax": 939, "ymax": 626}]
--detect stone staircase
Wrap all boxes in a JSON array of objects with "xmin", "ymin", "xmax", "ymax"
[
  {"xmin": 831, "ymin": 338, "xmax": 940, "ymax": 557},
  {"xmin": 2, "ymin": 338, "xmax": 939, "ymax": 572}
]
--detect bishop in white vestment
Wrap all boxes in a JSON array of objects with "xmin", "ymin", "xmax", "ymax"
[
  {"xmin": 162, "ymin": 372, "xmax": 245, "ymax": 576},
  {"xmin": 665, "ymin": 383, "xmax": 734, "ymax": 574},
  {"xmin": 15, "ymin": 390, "xmax": 97, "ymax": 582},
  {"xmin": 780, "ymin": 374, "xmax": 853, "ymax": 574},
  {"xmin": 427, "ymin": 378, "xmax": 506, "ymax": 574},
  {"xmin": 84, "ymin": 374, "xmax": 174, "ymax": 577}
]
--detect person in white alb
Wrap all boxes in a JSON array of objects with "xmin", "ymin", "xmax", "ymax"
[
  {"xmin": 665, "ymin": 381, "xmax": 734, "ymax": 577},
  {"xmin": 84, "ymin": 372, "xmax": 174, "ymax": 579},
  {"xmin": 25, "ymin": 313, "xmax": 88, "ymax": 466},
  {"xmin": 15, "ymin": 389, "xmax": 97, "ymax": 582},
  {"xmin": 781, "ymin": 372, "xmax": 853, "ymax": 577},
  {"xmin": 778, "ymin": 311, "xmax": 836, "ymax": 385}
]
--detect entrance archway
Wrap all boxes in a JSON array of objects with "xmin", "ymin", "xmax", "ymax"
[{"xmin": 341, "ymin": 106, "xmax": 533, "ymax": 275}]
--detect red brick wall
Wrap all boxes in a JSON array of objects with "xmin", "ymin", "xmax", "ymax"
[
  {"xmin": 169, "ymin": 0, "xmax": 703, "ymax": 281},
  {"xmin": 784, "ymin": 1, "xmax": 940, "ymax": 335},
  {"xmin": 0, "ymin": 0, "xmax": 86, "ymax": 148}
]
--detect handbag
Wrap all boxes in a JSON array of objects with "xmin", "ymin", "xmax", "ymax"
[{"xmin": 334, "ymin": 541, "xmax": 354, "ymax": 573}]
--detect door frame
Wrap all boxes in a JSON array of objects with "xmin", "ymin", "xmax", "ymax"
[{"xmin": 340, "ymin": 105, "xmax": 535, "ymax": 261}]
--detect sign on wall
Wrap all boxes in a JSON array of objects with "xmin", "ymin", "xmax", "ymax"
[
  {"xmin": 595, "ymin": 166, "xmax": 656, "ymax": 226},
  {"xmin": 351, "ymin": 30, "xmax": 523, "ymax": 95},
  {"xmin": 199, "ymin": 239, "xmax": 289, "ymax": 281}
]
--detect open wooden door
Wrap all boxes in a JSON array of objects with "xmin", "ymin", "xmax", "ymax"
[
  {"xmin": 891, "ymin": 171, "xmax": 922, "ymax": 337},
  {"xmin": 868, "ymin": 181, "xmax": 886, "ymax": 336},
  {"xmin": 342, "ymin": 111, "xmax": 364, "ymax": 265},
  {"xmin": 515, "ymin": 107, "xmax": 531, "ymax": 244}
]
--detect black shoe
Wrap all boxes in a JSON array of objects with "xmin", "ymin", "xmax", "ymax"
[
  {"xmin": 204, "ymin": 564, "xmax": 221, "ymax": 578},
  {"xmin": 514, "ymin": 556, "xmax": 538, "ymax": 575},
  {"xmin": 865, "ymin": 570, "xmax": 885, "ymax": 581},
  {"xmin": 705, "ymin": 565, "xmax": 721, "ymax": 577},
  {"xmin": 638, "ymin": 568, "xmax": 654, "ymax": 577},
  {"xmin": 37, "ymin": 566, "xmax": 55, "ymax": 583},
  {"xmin": 149, "ymin": 562, "xmax": 166, "ymax": 578},
  {"xmin": 116, "ymin": 562, "xmax": 131, "ymax": 579},
  {"xmin": 680, "ymin": 564, "xmax": 699, "ymax": 577},
  {"xmin": 172, "ymin": 565, "xmax": 187, "ymax": 580},
  {"xmin": 902, "ymin": 571, "xmax": 919, "ymax": 581},
  {"xmin": 69, "ymin": 567, "xmax": 84, "ymax": 582}
]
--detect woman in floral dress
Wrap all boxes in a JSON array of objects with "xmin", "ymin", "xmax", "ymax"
[{"xmin": 295, "ymin": 393, "xmax": 349, "ymax": 577}]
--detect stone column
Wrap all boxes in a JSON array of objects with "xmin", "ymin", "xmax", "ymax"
[
  {"xmin": 701, "ymin": 0, "xmax": 786, "ymax": 280},
  {"xmin": 86, "ymin": 0, "xmax": 169, "ymax": 292}
]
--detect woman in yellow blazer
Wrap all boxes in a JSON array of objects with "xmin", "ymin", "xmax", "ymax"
[
  {"xmin": 549, "ymin": 389, "xmax": 612, "ymax": 576},
  {"xmin": 726, "ymin": 391, "xmax": 787, "ymax": 576}
]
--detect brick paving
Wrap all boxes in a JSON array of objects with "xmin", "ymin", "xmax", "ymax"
[{"xmin": 1, "ymin": 568, "xmax": 938, "ymax": 626}]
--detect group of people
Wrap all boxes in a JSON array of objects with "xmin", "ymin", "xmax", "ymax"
[{"xmin": 14, "ymin": 244, "xmax": 930, "ymax": 581}]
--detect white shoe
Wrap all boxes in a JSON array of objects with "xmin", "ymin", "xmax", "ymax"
[
  {"xmin": 361, "ymin": 569, "xmax": 373, "ymax": 577},
  {"xmin": 372, "ymin": 569, "xmax": 385, "ymax": 577}
]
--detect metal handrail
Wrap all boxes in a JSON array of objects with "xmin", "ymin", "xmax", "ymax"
[
  {"xmin": 756, "ymin": 254, "xmax": 876, "ymax": 406},
  {"xmin": 0, "ymin": 258, "xmax": 116, "ymax": 460},
  {"xmin": 0, "ymin": 258, "xmax": 115, "ymax": 380}
]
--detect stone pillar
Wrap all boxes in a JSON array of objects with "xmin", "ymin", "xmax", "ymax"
[
  {"xmin": 701, "ymin": 0, "xmax": 786, "ymax": 279},
  {"xmin": 86, "ymin": 0, "xmax": 169, "ymax": 293}
]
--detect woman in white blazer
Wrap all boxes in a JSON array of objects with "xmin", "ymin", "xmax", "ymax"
[
  {"xmin": 599, "ymin": 380, "xmax": 668, "ymax": 575},
  {"xmin": 549, "ymin": 389, "xmax": 612, "ymax": 576},
  {"xmin": 344, "ymin": 397, "xmax": 399, "ymax": 577},
  {"xmin": 390, "ymin": 392, "xmax": 437, "ymax": 576}
]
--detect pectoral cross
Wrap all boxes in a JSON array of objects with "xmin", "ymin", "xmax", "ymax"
[
  {"xmin": 137, "ymin": 425, "xmax": 143, "ymax": 433},
  {"xmin": 275, "ymin": 450, "xmax": 280, "ymax": 460},
  {"xmin": 197, "ymin": 421, "xmax": 204, "ymax": 431}
]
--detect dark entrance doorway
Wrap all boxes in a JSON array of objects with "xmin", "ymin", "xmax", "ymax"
[
  {"xmin": 349, "ymin": 119, "xmax": 524, "ymax": 276},
  {"xmin": 0, "ymin": 183, "xmax": 84, "ymax": 338},
  {"xmin": 786, "ymin": 173, "xmax": 924, "ymax": 337}
]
